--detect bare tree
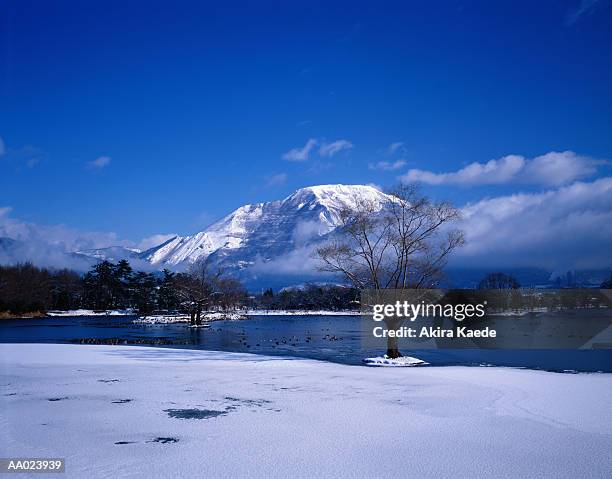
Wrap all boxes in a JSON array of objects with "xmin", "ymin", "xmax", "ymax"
[
  {"xmin": 172, "ymin": 259, "xmax": 247, "ymax": 324},
  {"xmin": 173, "ymin": 259, "xmax": 221, "ymax": 325},
  {"xmin": 317, "ymin": 184, "xmax": 464, "ymax": 358},
  {"xmin": 478, "ymin": 272, "xmax": 520, "ymax": 290},
  {"xmin": 215, "ymin": 277, "xmax": 246, "ymax": 311}
]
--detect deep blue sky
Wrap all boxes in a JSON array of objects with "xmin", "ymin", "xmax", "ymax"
[{"xmin": 1, "ymin": 0, "xmax": 611, "ymax": 241}]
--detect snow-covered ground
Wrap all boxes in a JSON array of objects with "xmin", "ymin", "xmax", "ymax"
[
  {"xmin": 44, "ymin": 309, "xmax": 360, "ymax": 318},
  {"xmin": 46, "ymin": 309, "xmax": 136, "ymax": 317},
  {"xmin": 246, "ymin": 309, "xmax": 360, "ymax": 316},
  {"xmin": 363, "ymin": 355, "xmax": 428, "ymax": 366},
  {"xmin": 132, "ymin": 314, "xmax": 192, "ymax": 324},
  {"xmin": 1, "ymin": 344, "xmax": 610, "ymax": 479},
  {"xmin": 133, "ymin": 312, "xmax": 246, "ymax": 324}
]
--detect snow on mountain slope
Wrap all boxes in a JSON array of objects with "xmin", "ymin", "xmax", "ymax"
[{"xmin": 140, "ymin": 184, "xmax": 392, "ymax": 272}]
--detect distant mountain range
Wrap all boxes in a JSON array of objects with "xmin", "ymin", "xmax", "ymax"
[{"xmin": 1, "ymin": 184, "xmax": 609, "ymax": 290}]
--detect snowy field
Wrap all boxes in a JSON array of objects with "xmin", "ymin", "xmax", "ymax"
[{"xmin": 1, "ymin": 344, "xmax": 610, "ymax": 479}]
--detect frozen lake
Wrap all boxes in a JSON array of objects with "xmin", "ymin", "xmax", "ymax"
[{"xmin": 1, "ymin": 314, "xmax": 610, "ymax": 372}]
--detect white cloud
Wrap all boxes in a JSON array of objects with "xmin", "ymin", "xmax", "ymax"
[
  {"xmin": 368, "ymin": 159, "xmax": 406, "ymax": 171},
  {"xmin": 385, "ymin": 142, "xmax": 405, "ymax": 156},
  {"xmin": 137, "ymin": 234, "xmax": 177, "ymax": 251},
  {"xmin": 251, "ymin": 245, "xmax": 325, "ymax": 276},
  {"xmin": 523, "ymin": 151, "xmax": 601, "ymax": 185},
  {"xmin": 282, "ymin": 138, "xmax": 353, "ymax": 161},
  {"xmin": 454, "ymin": 177, "xmax": 612, "ymax": 269},
  {"xmin": 265, "ymin": 173, "xmax": 288, "ymax": 188},
  {"xmin": 318, "ymin": 140, "xmax": 354, "ymax": 157},
  {"xmin": 400, "ymin": 151, "xmax": 603, "ymax": 187},
  {"xmin": 565, "ymin": 0, "xmax": 600, "ymax": 26},
  {"xmin": 282, "ymin": 139, "xmax": 317, "ymax": 161},
  {"xmin": 291, "ymin": 220, "xmax": 333, "ymax": 247},
  {"xmin": 88, "ymin": 156, "xmax": 111, "ymax": 169}
]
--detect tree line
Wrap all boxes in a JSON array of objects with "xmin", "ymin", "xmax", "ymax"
[
  {"xmin": 0, "ymin": 260, "xmax": 360, "ymax": 318},
  {"xmin": 258, "ymin": 285, "xmax": 359, "ymax": 311},
  {"xmin": 0, "ymin": 260, "xmax": 246, "ymax": 319}
]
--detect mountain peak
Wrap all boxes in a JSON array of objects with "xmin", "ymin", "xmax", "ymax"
[{"xmin": 289, "ymin": 184, "xmax": 382, "ymax": 199}]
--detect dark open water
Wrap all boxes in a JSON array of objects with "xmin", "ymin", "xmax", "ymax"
[{"xmin": 1, "ymin": 315, "xmax": 610, "ymax": 372}]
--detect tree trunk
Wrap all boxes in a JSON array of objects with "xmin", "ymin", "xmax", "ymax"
[
  {"xmin": 190, "ymin": 310, "xmax": 196, "ymax": 326},
  {"xmin": 385, "ymin": 318, "xmax": 403, "ymax": 358},
  {"xmin": 386, "ymin": 336, "xmax": 403, "ymax": 358},
  {"xmin": 195, "ymin": 307, "xmax": 201, "ymax": 326}
]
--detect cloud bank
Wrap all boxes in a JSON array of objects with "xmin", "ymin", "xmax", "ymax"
[
  {"xmin": 455, "ymin": 177, "xmax": 612, "ymax": 269},
  {"xmin": 400, "ymin": 151, "xmax": 604, "ymax": 187},
  {"xmin": 0, "ymin": 207, "xmax": 128, "ymax": 253},
  {"xmin": 0, "ymin": 207, "xmax": 131, "ymax": 269},
  {"xmin": 0, "ymin": 207, "xmax": 156, "ymax": 270}
]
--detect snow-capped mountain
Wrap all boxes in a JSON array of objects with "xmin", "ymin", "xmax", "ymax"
[
  {"xmin": 1, "ymin": 185, "xmax": 392, "ymax": 287},
  {"xmin": 73, "ymin": 185, "xmax": 391, "ymax": 287},
  {"xmin": 141, "ymin": 185, "xmax": 391, "ymax": 277}
]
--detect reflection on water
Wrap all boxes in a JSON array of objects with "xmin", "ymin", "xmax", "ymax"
[{"xmin": 0, "ymin": 315, "xmax": 610, "ymax": 372}]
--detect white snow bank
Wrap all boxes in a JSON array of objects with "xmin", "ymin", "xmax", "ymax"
[
  {"xmin": 363, "ymin": 355, "xmax": 428, "ymax": 366},
  {"xmin": 132, "ymin": 315, "xmax": 191, "ymax": 324},
  {"xmin": 203, "ymin": 312, "xmax": 247, "ymax": 321},
  {"xmin": 1, "ymin": 344, "xmax": 610, "ymax": 479},
  {"xmin": 46, "ymin": 309, "xmax": 135, "ymax": 317},
  {"xmin": 133, "ymin": 312, "xmax": 246, "ymax": 324},
  {"xmin": 246, "ymin": 309, "xmax": 360, "ymax": 316}
]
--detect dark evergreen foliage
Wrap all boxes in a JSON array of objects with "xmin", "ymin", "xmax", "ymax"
[{"xmin": 0, "ymin": 262, "xmax": 358, "ymax": 315}]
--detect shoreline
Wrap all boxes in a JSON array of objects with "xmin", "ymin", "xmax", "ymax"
[
  {"xmin": 1, "ymin": 309, "xmax": 362, "ymax": 320},
  {"xmin": 1, "ymin": 340, "xmax": 608, "ymax": 374}
]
